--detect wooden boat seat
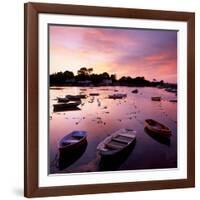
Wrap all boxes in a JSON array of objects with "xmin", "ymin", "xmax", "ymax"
[
  {"xmin": 105, "ymin": 141, "xmax": 125, "ymax": 150},
  {"xmin": 112, "ymin": 137, "xmax": 129, "ymax": 144},
  {"xmin": 118, "ymin": 133, "xmax": 136, "ymax": 139}
]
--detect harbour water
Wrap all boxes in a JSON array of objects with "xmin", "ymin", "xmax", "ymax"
[{"xmin": 49, "ymin": 86, "xmax": 177, "ymax": 174}]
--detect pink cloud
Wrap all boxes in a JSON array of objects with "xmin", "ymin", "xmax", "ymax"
[{"xmin": 49, "ymin": 25, "xmax": 177, "ymax": 83}]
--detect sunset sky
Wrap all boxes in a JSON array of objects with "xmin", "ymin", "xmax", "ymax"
[{"xmin": 49, "ymin": 25, "xmax": 177, "ymax": 83}]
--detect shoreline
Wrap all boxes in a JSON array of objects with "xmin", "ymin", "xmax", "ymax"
[{"xmin": 50, "ymin": 84, "xmax": 177, "ymax": 88}]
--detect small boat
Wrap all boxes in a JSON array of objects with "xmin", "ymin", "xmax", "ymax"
[
  {"xmin": 144, "ymin": 119, "xmax": 171, "ymax": 136},
  {"xmin": 97, "ymin": 129, "xmax": 136, "ymax": 158},
  {"xmin": 169, "ymin": 99, "xmax": 177, "ymax": 103},
  {"xmin": 78, "ymin": 94, "xmax": 87, "ymax": 98},
  {"xmin": 57, "ymin": 97, "xmax": 69, "ymax": 103},
  {"xmin": 80, "ymin": 88, "xmax": 87, "ymax": 91},
  {"xmin": 53, "ymin": 101, "xmax": 81, "ymax": 112},
  {"xmin": 151, "ymin": 96, "xmax": 161, "ymax": 101},
  {"xmin": 65, "ymin": 94, "xmax": 86, "ymax": 100},
  {"xmin": 132, "ymin": 89, "xmax": 138, "ymax": 93},
  {"xmin": 108, "ymin": 93, "xmax": 127, "ymax": 99},
  {"xmin": 58, "ymin": 131, "xmax": 87, "ymax": 153},
  {"xmin": 89, "ymin": 93, "xmax": 99, "ymax": 96}
]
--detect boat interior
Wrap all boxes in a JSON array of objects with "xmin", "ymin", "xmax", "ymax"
[{"xmin": 105, "ymin": 134, "xmax": 135, "ymax": 150}]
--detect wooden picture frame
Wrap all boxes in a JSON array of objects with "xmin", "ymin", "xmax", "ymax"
[{"xmin": 24, "ymin": 2, "xmax": 195, "ymax": 198}]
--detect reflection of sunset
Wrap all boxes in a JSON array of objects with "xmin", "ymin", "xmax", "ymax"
[
  {"xmin": 50, "ymin": 87, "xmax": 177, "ymax": 173},
  {"xmin": 49, "ymin": 26, "xmax": 177, "ymax": 83}
]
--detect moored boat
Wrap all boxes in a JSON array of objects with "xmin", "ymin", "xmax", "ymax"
[
  {"xmin": 144, "ymin": 119, "xmax": 171, "ymax": 136},
  {"xmin": 97, "ymin": 129, "xmax": 136, "ymax": 158},
  {"xmin": 57, "ymin": 97, "xmax": 69, "ymax": 103},
  {"xmin": 108, "ymin": 93, "xmax": 127, "ymax": 99},
  {"xmin": 58, "ymin": 131, "xmax": 87, "ymax": 153},
  {"xmin": 132, "ymin": 89, "xmax": 138, "ymax": 93},
  {"xmin": 89, "ymin": 93, "xmax": 100, "ymax": 96},
  {"xmin": 65, "ymin": 95, "xmax": 86, "ymax": 101},
  {"xmin": 151, "ymin": 96, "xmax": 161, "ymax": 101},
  {"xmin": 53, "ymin": 100, "xmax": 81, "ymax": 112}
]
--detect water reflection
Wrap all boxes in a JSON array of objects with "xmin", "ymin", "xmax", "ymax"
[
  {"xmin": 49, "ymin": 86, "xmax": 177, "ymax": 174},
  {"xmin": 58, "ymin": 141, "xmax": 88, "ymax": 170},
  {"xmin": 144, "ymin": 128, "xmax": 171, "ymax": 146}
]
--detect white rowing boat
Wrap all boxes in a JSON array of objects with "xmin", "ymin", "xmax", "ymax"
[{"xmin": 97, "ymin": 129, "xmax": 136, "ymax": 157}]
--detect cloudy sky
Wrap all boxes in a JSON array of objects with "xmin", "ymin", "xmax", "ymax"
[{"xmin": 49, "ymin": 25, "xmax": 177, "ymax": 83}]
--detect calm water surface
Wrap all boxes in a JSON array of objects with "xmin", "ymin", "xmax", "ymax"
[{"xmin": 49, "ymin": 86, "xmax": 177, "ymax": 174}]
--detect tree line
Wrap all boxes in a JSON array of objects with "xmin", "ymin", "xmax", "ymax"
[{"xmin": 50, "ymin": 67, "xmax": 165, "ymax": 87}]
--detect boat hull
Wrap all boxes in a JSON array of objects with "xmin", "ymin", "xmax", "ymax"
[
  {"xmin": 53, "ymin": 101, "xmax": 81, "ymax": 112},
  {"xmin": 108, "ymin": 94, "xmax": 127, "ymax": 99},
  {"xmin": 89, "ymin": 93, "xmax": 99, "ymax": 96},
  {"xmin": 65, "ymin": 95, "xmax": 86, "ymax": 101},
  {"xmin": 59, "ymin": 137, "xmax": 87, "ymax": 154},
  {"xmin": 151, "ymin": 97, "xmax": 161, "ymax": 101},
  {"xmin": 58, "ymin": 141, "xmax": 87, "ymax": 170},
  {"xmin": 57, "ymin": 97, "xmax": 69, "ymax": 103},
  {"xmin": 59, "ymin": 131, "xmax": 87, "ymax": 153},
  {"xmin": 132, "ymin": 89, "xmax": 138, "ymax": 93}
]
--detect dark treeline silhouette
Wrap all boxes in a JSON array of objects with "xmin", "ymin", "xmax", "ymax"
[{"xmin": 50, "ymin": 67, "xmax": 167, "ymax": 87}]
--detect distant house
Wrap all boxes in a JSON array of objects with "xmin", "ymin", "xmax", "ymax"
[{"xmin": 101, "ymin": 79, "xmax": 112, "ymax": 85}]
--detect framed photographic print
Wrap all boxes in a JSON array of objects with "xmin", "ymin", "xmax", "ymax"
[{"xmin": 24, "ymin": 2, "xmax": 195, "ymax": 197}]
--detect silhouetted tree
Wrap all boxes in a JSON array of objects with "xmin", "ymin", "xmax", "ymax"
[
  {"xmin": 102, "ymin": 72, "xmax": 110, "ymax": 79},
  {"xmin": 160, "ymin": 80, "xmax": 164, "ymax": 85},
  {"xmin": 50, "ymin": 72, "xmax": 65, "ymax": 85},
  {"xmin": 63, "ymin": 70, "xmax": 74, "ymax": 79},
  {"xmin": 88, "ymin": 68, "xmax": 93, "ymax": 75},
  {"xmin": 111, "ymin": 74, "xmax": 116, "ymax": 82},
  {"xmin": 77, "ymin": 67, "xmax": 93, "ymax": 76},
  {"xmin": 77, "ymin": 67, "xmax": 88, "ymax": 76}
]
